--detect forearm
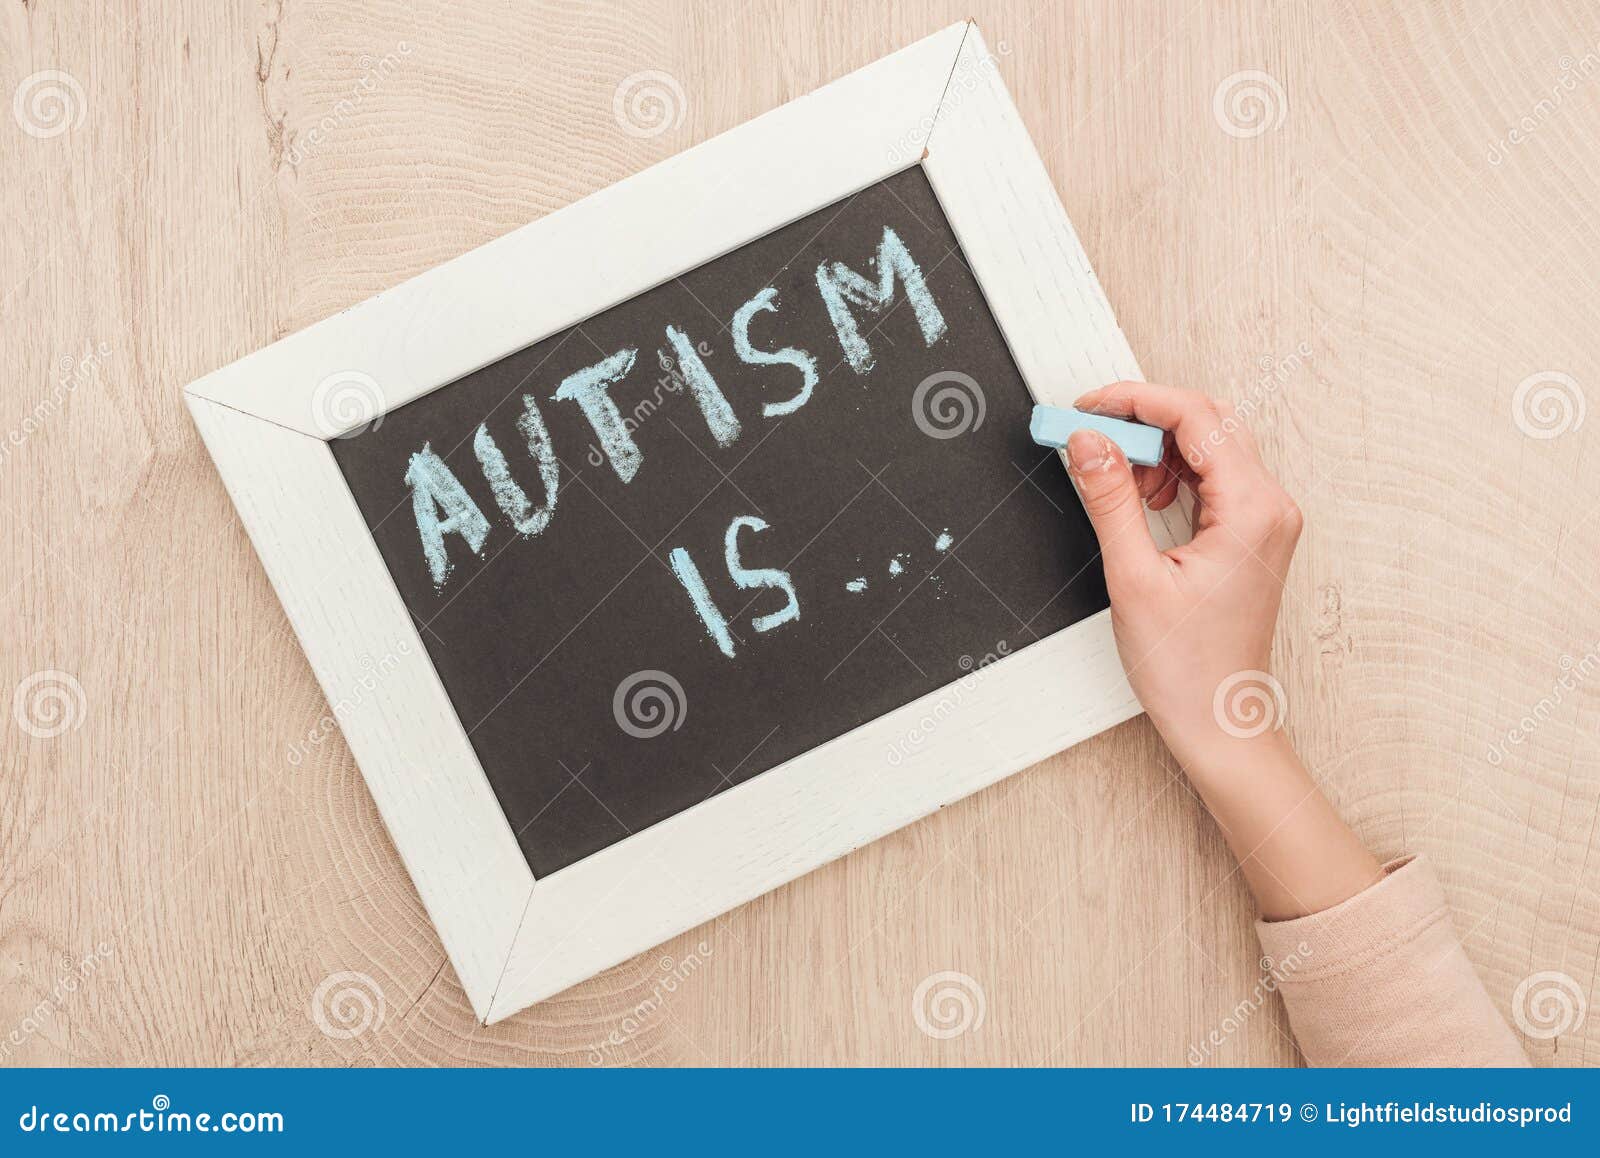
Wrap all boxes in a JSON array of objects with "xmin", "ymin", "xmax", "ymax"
[
  {"xmin": 1254, "ymin": 856, "xmax": 1529, "ymax": 1066},
  {"xmin": 1064, "ymin": 384, "xmax": 1524, "ymax": 1064},
  {"xmin": 1176, "ymin": 732, "xmax": 1382, "ymax": 921},
  {"xmin": 1172, "ymin": 731, "xmax": 1525, "ymax": 1066}
]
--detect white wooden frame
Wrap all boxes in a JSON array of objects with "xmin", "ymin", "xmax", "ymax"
[{"xmin": 186, "ymin": 22, "xmax": 1190, "ymax": 1025}]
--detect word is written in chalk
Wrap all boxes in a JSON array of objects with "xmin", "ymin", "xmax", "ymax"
[
  {"xmin": 669, "ymin": 515, "xmax": 800, "ymax": 658},
  {"xmin": 674, "ymin": 519, "xmax": 963, "ymax": 654}
]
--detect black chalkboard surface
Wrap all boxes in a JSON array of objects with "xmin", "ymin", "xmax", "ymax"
[{"xmin": 331, "ymin": 167, "xmax": 1108, "ymax": 877}]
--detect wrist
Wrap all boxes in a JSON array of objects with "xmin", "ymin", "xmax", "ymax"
[
  {"xmin": 1170, "ymin": 728, "xmax": 1300, "ymax": 788},
  {"xmin": 1141, "ymin": 693, "xmax": 1298, "ymax": 782},
  {"xmin": 1149, "ymin": 725, "xmax": 1383, "ymax": 920}
]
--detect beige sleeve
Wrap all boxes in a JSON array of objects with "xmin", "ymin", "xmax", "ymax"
[{"xmin": 1254, "ymin": 855, "xmax": 1528, "ymax": 1067}]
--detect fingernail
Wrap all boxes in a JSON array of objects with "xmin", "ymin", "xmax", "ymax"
[
  {"xmin": 1072, "ymin": 389, "xmax": 1098, "ymax": 408},
  {"xmin": 1067, "ymin": 429, "xmax": 1108, "ymax": 472}
]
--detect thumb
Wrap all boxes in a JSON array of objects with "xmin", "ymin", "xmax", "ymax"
[{"xmin": 1066, "ymin": 429, "xmax": 1161, "ymax": 584}]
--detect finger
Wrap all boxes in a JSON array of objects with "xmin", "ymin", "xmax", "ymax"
[
  {"xmin": 1135, "ymin": 434, "xmax": 1191, "ymax": 505},
  {"xmin": 1074, "ymin": 382, "xmax": 1258, "ymax": 481},
  {"xmin": 1132, "ymin": 462, "xmax": 1168, "ymax": 501},
  {"xmin": 1065, "ymin": 429, "xmax": 1161, "ymax": 587},
  {"xmin": 1147, "ymin": 468, "xmax": 1182, "ymax": 511},
  {"xmin": 1215, "ymin": 400, "xmax": 1260, "ymax": 458}
]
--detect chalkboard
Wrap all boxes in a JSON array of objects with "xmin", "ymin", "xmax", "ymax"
[{"xmin": 331, "ymin": 167, "xmax": 1108, "ymax": 877}]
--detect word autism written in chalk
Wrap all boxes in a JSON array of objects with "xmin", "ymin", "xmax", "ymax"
[{"xmin": 403, "ymin": 225, "xmax": 948, "ymax": 656}]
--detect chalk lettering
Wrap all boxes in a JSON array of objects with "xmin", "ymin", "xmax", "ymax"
[
  {"xmin": 669, "ymin": 546, "xmax": 736, "ymax": 658},
  {"xmin": 403, "ymin": 219, "xmax": 950, "ymax": 603},
  {"xmin": 725, "ymin": 515, "xmax": 800, "ymax": 634},
  {"xmin": 731, "ymin": 288, "xmax": 818, "ymax": 417},
  {"xmin": 472, "ymin": 394, "xmax": 560, "ymax": 537},
  {"xmin": 553, "ymin": 348, "xmax": 642, "ymax": 482},
  {"xmin": 405, "ymin": 444, "xmax": 491, "ymax": 586},
  {"xmin": 664, "ymin": 325, "xmax": 741, "ymax": 446},
  {"xmin": 815, "ymin": 226, "xmax": 947, "ymax": 373}
]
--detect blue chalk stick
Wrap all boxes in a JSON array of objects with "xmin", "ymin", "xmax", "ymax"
[{"xmin": 1030, "ymin": 404, "xmax": 1165, "ymax": 467}]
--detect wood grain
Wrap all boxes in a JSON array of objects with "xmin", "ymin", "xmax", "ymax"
[{"xmin": 2, "ymin": 0, "xmax": 1596, "ymax": 1066}]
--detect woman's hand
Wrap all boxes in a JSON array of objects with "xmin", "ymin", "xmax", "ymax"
[
  {"xmin": 1065, "ymin": 381, "xmax": 1302, "ymax": 770},
  {"xmin": 1065, "ymin": 381, "xmax": 1380, "ymax": 919}
]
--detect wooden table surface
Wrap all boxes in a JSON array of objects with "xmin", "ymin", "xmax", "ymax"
[{"xmin": 3, "ymin": 0, "xmax": 1596, "ymax": 1067}]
